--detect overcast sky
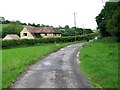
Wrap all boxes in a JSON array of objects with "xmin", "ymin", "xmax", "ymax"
[{"xmin": 0, "ymin": 0, "xmax": 109, "ymax": 29}]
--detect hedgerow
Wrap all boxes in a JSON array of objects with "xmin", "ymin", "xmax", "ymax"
[{"xmin": 2, "ymin": 33, "xmax": 99, "ymax": 49}]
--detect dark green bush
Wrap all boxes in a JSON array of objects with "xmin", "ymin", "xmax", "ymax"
[{"xmin": 2, "ymin": 33, "xmax": 99, "ymax": 49}]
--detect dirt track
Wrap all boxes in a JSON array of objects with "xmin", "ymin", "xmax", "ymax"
[{"xmin": 12, "ymin": 41, "xmax": 93, "ymax": 88}]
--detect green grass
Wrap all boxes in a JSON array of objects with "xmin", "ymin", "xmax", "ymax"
[
  {"xmin": 2, "ymin": 41, "xmax": 84, "ymax": 88},
  {"xmin": 79, "ymin": 37, "xmax": 118, "ymax": 88}
]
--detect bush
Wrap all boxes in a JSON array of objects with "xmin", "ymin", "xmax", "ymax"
[{"xmin": 2, "ymin": 33, "xmax": 99, "ymax": 49}]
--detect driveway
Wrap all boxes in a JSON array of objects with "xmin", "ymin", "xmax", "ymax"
[{"xmin": 12, "ymin": 41, "xmax": 93, "ymax": 88}]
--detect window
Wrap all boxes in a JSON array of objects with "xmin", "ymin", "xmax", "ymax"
[
  {"xmin": 45, "ymin": 33, "xmax": 47, "ymax": 36},
  {"xmin": 23, "ymin": 33, "xmax": 27, "ymax": 36}
]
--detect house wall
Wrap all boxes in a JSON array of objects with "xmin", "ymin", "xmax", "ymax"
[
  {"xmin": 40, "ymin": 33, "xmax": 61, "ymax": 38},
  {"xmin": 20, "ymin": 28, "xmax": 34, "ymax": 39},
  {"xmin": 41, "ymin": 34, "xmax": 54, "ymax": 38}
]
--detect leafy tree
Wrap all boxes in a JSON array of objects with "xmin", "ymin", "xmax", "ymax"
[
  {"xmin": 75, "ymin": 28, "xmax": 83, "ymax": 35},
  {"xmin": 36, "ymin": 24, "xmax": 40, "ymax": 27},
  {"xmin": 41, "ymin": 24, "xmax": 45, "ymax": 27},
  {"xmin": 21, "ymin": 23, "xmax": 27, "ymax": 25},
  {"xmin": 5, "ymin": 20, "xmax": 10, "ymax": 24},
  {"xmin": 96, "ymin": 1, "xmax": 120, "ymax": 41},
  {"xmin": 0, "ymin": 17, "xmax": 5, "ymax": 24},
  {"xmin": 84, "ymin": 29, "xmax": 93, "ymax": 34},
  {"xmin": 65, "ymin": 25, "xmax": 69, "ymax": 29},
  {"xmin": 61, "ymin": 28, "xmax": 75, "ymax": 36},
  {"xmin": 2, "ymin": 22, "xmax": 23, "ymax": 38},
  {"xmin": 28, "ymin": 23, "xmax": 32, "ymax": 26},
  {"xmin": 31, "ymin": 23, "xmax": 36, "ymax": 26},
  {"xmin": 105, "ymin": 2, "xmax": 120, "ymax": 41},
  {"xmin": 96, "ymin": 8, "xmax": 110, "ymax": 37}
]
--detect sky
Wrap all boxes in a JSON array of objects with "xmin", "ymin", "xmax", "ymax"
[{"xmin": 0, "ymin": 0, "xmax": 109, "ymax": 29}]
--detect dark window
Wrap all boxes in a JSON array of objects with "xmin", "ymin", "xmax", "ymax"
[
  {"xmin": 23, "ymin": 33, "xmax": 27, "ymax": 36},
  {"xmin": 45, "ymin": 33, "xmax": 47, "ymax": 36}
]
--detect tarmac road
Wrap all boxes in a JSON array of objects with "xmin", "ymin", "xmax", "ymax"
[{"xmin": 12, "ymin": 41, "xmax": 93, "ymax": 88}]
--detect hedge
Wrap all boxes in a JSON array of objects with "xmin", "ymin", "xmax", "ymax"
[{"xmin": 2, "ymin": 33, "xmax": 99, "ymax": 49}]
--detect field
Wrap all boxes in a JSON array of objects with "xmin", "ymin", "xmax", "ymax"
[
  {"xmin": 79, "ymin": 37, "xmax": 118, "ymax": 88},
  {"xmin": 2, "ymin": 41, "xmax": 84, "ymax": 88}
]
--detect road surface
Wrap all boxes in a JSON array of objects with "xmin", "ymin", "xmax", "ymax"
[{"xmin": 11, "ymin": 41, "xmax": 93, "ymax": 88}]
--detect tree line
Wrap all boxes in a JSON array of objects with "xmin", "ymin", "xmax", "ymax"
[
  {"xmin": 58, "ymin": 25, "xmax": 93, "ymax": 36},
  {"xmin": 1, "ymin": 18, "xmax": 93, "ymax": 38},
  {"xmin": 95, "ymin": 1, "xmax": 120, "ymax": 42}
]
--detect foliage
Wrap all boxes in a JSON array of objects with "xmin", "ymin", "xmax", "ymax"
[
  {"xmin": 21, "ymin": 23, "xmax": 27, "ymax": 25},
  {"xmin": 2, "ymin": 33, "xmax": 99, "ymax": 49},
  {"xmin": 34, "ymin": 33, "xmax": 42, "ymax": 38},
  {"xmin": 79, "ymin": 37, "xmax": 119, "ymax": 88},
  {"xmin": 61, "ymin": 28, "xmax": 76, "ymax": 36},
  {"xmin": 60, "ymin": 26, "xmax": 93, "ymax": 36},
  {"xmin": 0, "ymin": 17, "xmax": 5, "ymax": 24},
  {"xmin": 96, "ymin": 1, "xmax": 120, "ymax": 41},
  {"xmin": 96, "ymin": 8, "xmax": 110, "ymax": 37},
  {"xmin": 2, "ymin": 21, "xmax": 23, "ymax": 38},
  {"xmin": 64, "ymin": 25, "xmax": 70, "ymax": 29},
  {"xmin": 105, "ymin": 2, "xmax": 120, "ymax": 41}
]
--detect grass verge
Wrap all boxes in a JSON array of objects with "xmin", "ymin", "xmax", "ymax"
[
  {"xmin": 2, "ymin": 41, "xmax": 84, "ymax": 88},
  {"xmin": 79, "ymin": 37, "xmax": 118, "ymax": 88}
]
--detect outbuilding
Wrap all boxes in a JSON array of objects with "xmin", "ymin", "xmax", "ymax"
[{"xmin": 3, "ymin": 34, "xmax": 20, "ymax": 40}]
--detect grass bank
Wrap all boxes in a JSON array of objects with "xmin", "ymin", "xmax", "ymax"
[
  {"xmin": 79, "ymin": 37, "xmax": 118, "ymax": 88},
  {"xmin": 2, "ymin": 41, "xmax": 84, "ymax": 88}
]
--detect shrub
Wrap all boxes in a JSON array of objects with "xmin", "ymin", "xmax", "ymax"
[{"xmin": 2, "ymin": 33, "xmax": 99, "ymax": 49}]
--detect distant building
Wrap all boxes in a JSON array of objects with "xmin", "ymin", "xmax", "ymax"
[
  {"xmin": 20, "ymin": 27, "xmax": 61, "ymax": 39},
  {"xmin": 3, "ymin": 34, "xmax": 20, "ymax": 40}
]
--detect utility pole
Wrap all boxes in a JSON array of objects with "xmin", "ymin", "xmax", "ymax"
[
  {"xmin": 74, "ymin": 12, "xmax": 77, "ymax": 28},
  {"xmin": 73, "ymin": 12, "xmax": 77, "ymax": 41},
  {"xmin": 82, "ymin": 24, "xmax": 84, "ymax": 35}
]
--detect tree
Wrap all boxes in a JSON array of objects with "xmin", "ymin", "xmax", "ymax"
[
  {"xmin": 36, "ymin": 24, "xmax": 40, "ymax": 27},
  {"xmin": 96, "ymin": 1, "xmax": 120, "ymax": 41},
  {"xmin": 84, "ymin": 29, "xmax": 93, "ymax": 34},
  {"xmin": 28, "ymin": 23, "xmax": 32, "ymax": 26},
  {"xmin": 105, "ymin": 2, "xmax": 120, "ymax": 41},
  {"xmin": 21, "ymin": 23, "xmax": 27, "ymax": 25},
  {"xmin": 96, "ymin": 8, "xmax": 110, "ymax": 37},
  {"xmin": 0, "ymin": 17, "xmax": 5, "ymax": 24},
  {"xmin": 31, "ymin": 23, "xmax": 36, "ymax": 26},
  {"xmin": 2, "ymin": 22, "xmax": 23, "ymax": 38},
  {"xmin": 41, "ymin": 24, "xmax": 45, "ymax": 27},
  {"xmin": 5, "ymin": 20, "xmax": 10, "ymax": 24},
  {"xmin": 65, "ymin": 25, "xmax": 69, "ymax": 29},
  {"xmin": 75, "ymin": 28, "xmax": 83, "ymax": 35},
  {"xmin": 61, "ymin": 28, "xmax": 75, "ymax": 36}
]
